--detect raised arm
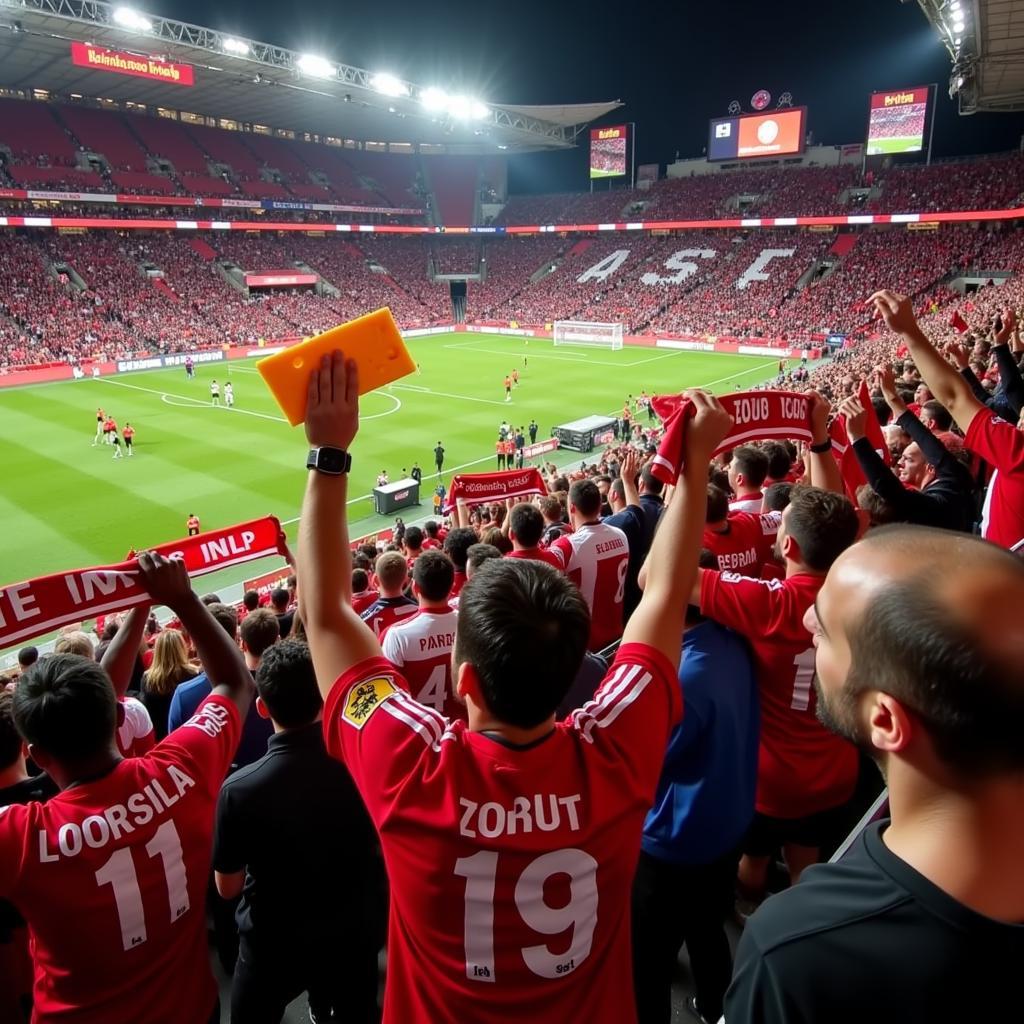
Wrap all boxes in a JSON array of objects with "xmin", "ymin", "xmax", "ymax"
[
  {"xmin": 619, "ymin": 448, "xmax": 642, "ymax": 509},
  {"xmin": 871, "ymin": 290, "xmax": 985, "ymax": 434},
  {"xmin": 100, "ymin": 604, "xmax": 149, "ymax": 699},
  {"xmin": 839, "ymin": 396, "xmax": 916, "ymax": 513},
  {"xmin": 991, "ymin": 310, "xmax": 1024, "ymax": 417},
  {"xmin": 804, "ymin": 390, "xmax": 843, "ymax": 494},
  {"xmin": 299, "ymin": 352, "xmax": 381, "ymax": 701},
  {"xmin": 622, "ymin": 390, "xmax": 732, "ymax": 666},
  {"xmin": 137, "ymin": 552, "xmax": 252, "ymax": 718}
]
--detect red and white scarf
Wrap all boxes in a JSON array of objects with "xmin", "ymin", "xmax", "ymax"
[
  {"xmin": 0, "ymin": 516, "xmax": 286, "ymax": 647},
  {"xmin": 444, "ymin": 468, "xmax": 547, "ymax": 512}
]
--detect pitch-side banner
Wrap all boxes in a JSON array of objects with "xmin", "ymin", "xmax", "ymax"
[
  {"xmin": 71, "ymin": 42, "xmax": 195, "ymax": 87},
  {"xmin": 0, "ymin": 517, "xmax": 285, "ymax": 647},
  {"xmin": 444, "ymin": 468, "xmax": 547, "ymax": 511}
]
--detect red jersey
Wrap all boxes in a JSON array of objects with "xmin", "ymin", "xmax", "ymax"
[
  {"xmin": 421, "ymin": 538, "xmax": 442, "ymax": 550},
  {"xmin": 0, "ymin": 697, "xmax": 240, "ymax": 1024},
  {"xmin": 703, "ymin": 510, "xmax": 781, "ymax": 574},
  {"xmin": 506, "ymin": 547, "xmax": 563, "ymax": 570},
  {"xmin": 700, "ymin": 570, "xmax": 857, "ymax": 818},
  {"xmin": 381, "ymin": 607, "xmax": 462, "ymax": 720},
  {"xmin": 360, "ymin": 595, "xmax": 419, "ymax": 638},
  {"xmin": 323, "ymin": 643, "xmax": 679, "ymax": 1024},
  {"xmin": 123, "ymin": 427, "xmax": 134, "ymax": 441},
  {"xmin": 186, "ymin": 516, "xmax": 200, "ymax": 532},
  {"xmin": 116, "ymin": 697, "xmax": 156, "ymax": 759},
  {"xmin": 966, "ymin": 408, "xmax": 1024, "ymax": 549},
  {"xmin": 450, "ymin": 570, "xmax": 468, "ymax": 598},
  {"xmin": 550, "ymin": 522, "xmax": 628, "ymax": 651},
  {"xmin": 351, "ymin": 588, "xmax": 380, "ymax": 615}
]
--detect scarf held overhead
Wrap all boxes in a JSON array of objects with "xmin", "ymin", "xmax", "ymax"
[
  {"xmin": 649, "ymin": 391, "xmax": 817, "ymax": 485},
  {"xmin": 444, "ymin": 468, "xmax": 547, "ymax": 512},
  {"xmin": 0, "ymin": 516, "xmax": 286, "ymax": 647}
]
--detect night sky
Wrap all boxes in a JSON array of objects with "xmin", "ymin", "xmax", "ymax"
[{"xmin": 160, "ymin": 0, "xmax": 1024, "ymax": 192}]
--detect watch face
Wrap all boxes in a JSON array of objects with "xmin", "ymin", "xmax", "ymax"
[{"xmin": 311, "ymin": 447, "xmax": 349, "ymax": 473}]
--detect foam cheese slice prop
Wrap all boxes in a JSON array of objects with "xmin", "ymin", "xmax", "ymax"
[{"xmin": 256, "ymin": 308, "xmax": 414, "ymax": 426}]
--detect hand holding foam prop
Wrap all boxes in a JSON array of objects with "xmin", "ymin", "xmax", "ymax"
[{"xmin": 257, "ymin": 308, "xmax": 414, "ymax": 426}]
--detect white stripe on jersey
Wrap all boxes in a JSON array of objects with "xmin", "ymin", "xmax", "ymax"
[
  {"xmin": 382, "ymin": 696, "xmax": 444, "ymax": 751},
  {"xmin": 571, "ymin": 663, "xmax": 651, "ymax": 742}
]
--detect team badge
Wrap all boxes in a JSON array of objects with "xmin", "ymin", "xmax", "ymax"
[{"xmin": 342, "ymin": 676, "xmax": 397, "ymax": 728}]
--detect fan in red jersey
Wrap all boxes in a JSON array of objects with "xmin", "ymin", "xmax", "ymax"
[
  {"xmin": 548, "ymin": 480, "xmax": 629, "ymax": 651},
  {"xmin": 359, "ymin": 551, "xmax": 418, "ymax": 638},
  {"xmin": 691, "ymin": 473, "xmax": 862, "ymax": 897},
  {"xmin": 702, "ymin": 484, "xmax": 781, "ymax": 575},
  {"xmin": 298, "ymin": 351, "xmax": 733, "ymax": 1024},
  {"xmin": 381, "ymin": 550, "xmax": 461, "ymax": 720},
  {"xmin": 0, "ymin": 552, "xmax": 252, "ymax": 1024}
]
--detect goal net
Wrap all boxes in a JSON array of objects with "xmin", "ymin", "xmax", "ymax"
[{"xmin": 552, "ymin": 320, "xmax": 624, "ymax": 350}]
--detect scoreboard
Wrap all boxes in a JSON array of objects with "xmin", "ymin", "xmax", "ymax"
[{"xmin": 708, "ymin": 108, "xmax": 806, "ymax": 162}]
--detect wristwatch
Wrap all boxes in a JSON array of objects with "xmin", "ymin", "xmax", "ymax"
[{"xmin": 306, "ymin": 446, "xmax": 352, "ymax": 475}]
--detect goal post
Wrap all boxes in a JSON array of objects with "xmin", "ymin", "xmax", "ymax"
[{"xmin": 552, "ymin": 320, "xmax": 624, "ymax": 350}]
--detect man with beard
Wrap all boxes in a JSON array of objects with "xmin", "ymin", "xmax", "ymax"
[{"xmin": 725, "ymin": 526, "xmax": 1024, "ymax": 1024}]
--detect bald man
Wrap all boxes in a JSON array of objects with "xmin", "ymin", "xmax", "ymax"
[{"xmin": 726, "ymin": 526, "xmax": 1024, "ymax": 1024}]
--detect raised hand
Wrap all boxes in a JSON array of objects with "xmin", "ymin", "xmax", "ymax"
[
  {"xmin": 684, "ymin": 390, "xmax": 734, "ymax": 463},
  {"xmin": 838, "ymin": 396, "xmax": 868, "ymax": 442},
  {"xmin": 305, "ymin": 351, "xmax": 360, "ymax": 450},
  {"xmin": 870, "ymin": 290, "xmax": 918, "ymax": 336},
  {"xmin": 137, "ymin": 551, "xmax": 193, "ymax": 610},
  {"xmin": 943, "ymin": 340, "xmax": 970, "ymax": 370}
]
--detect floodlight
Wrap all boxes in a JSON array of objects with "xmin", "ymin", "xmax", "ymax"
[
  {"xmin": 950, "ymin": 1, "xmax": 962, "ymax": 11},
  {"xmin": 953, "ymin": 18, "xmax": 965, "ymax": 32},
  {"xmin": 371, "ymin": 73, "xmax": 408, "ymax": 98},
  {"xmin": 223, "ymin": 37, "xmax": 250, "ymax": 56},
  {"xmin": 955, "ymin": 36, "xmax": 962, "ymax": 45},
  {"xmin": 112, "ymin": 7, "xmax": 152, "ymax": 32},
  {"xmin": 447, "ymin": 95, "xmax": 488, "ymax": 120},
  {"xmin": 297, "ymin": 54, "xmax": 333, "ymax": 78},
  {"xmin": 420, "ymin": 87, "xmax": 449, "ymax": 111}
]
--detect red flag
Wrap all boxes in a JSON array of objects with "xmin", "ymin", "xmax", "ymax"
[
  {"xmin": 829, "ymin": 381, "xmax": 891, "ymax": 500},
  {"xmin": 949, "ymin": 310, "xmax": 969, "ymax": 334}
]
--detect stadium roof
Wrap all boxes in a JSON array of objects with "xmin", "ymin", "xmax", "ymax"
[
  {"xmin": 0, "ymin": 0, "xmax": 622, "ymax": 152},
  {"xmin": 914, "ymin": 0, "xmax": 1024, "ymax": 113}
]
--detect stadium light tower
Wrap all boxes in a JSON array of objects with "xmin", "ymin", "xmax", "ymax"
[
  {"xmin": 112, "ymin": 7, "xmax": 152, "ymax": 32},
  {"xmin": 371, "ymin": 73, "xmax": 409, "ymax": 98},
  {"xmin": 447, "ymin": 95, "xmax": 489, "ymax": 120},
  {"xmin": 296, "ymin": 53, "xmax": 334, "ymax": 78},
  {"xmin": 222, "ymin": 37, "xmax": 250, "ymax": 56}
]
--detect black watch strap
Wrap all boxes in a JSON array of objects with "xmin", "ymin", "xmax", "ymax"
[
  {"xmin": 307, "ymin": 446, "xmax": 352, "ymax": 475},
  {"xmin": 809, "ymin": 439, "xmax": 833, "ymax": 454}
]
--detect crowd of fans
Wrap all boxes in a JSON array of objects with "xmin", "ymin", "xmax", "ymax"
[
  {"xmin": 1, "ymin": 278, "xmax": 1021, "ymax": 1022},
  {"xmin": 3, "ymin": 225, "xmax": 1023, "ymax": 369}
]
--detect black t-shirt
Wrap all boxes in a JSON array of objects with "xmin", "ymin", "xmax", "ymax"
[
  {"xmin": 274, "ymin": 609, "xmax": 294, "ymax": 638},
  {"xmin": 726, "ymin": 820, "xmax": 1024, "ymax": 1024},
  {"xmin": 213, "ymin": 723, "xmax": 385, "ymax": 949},
  {"xmin": 0, "ymin": 773, "xmax": 59, "ymax": 939},
  {"xmin": 434, "ymin": 445, "xmax": 445, "ymax": 464}
]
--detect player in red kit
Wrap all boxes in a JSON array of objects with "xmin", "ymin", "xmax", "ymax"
[
  {"xmin": 298, "ymin": 352, "xmax": 734, "ymax": 1024},
  {"xmin": 549, "ymin": 480, "xmax": 629, "ymax": 650},
  {"xmin": 0, "ymin": 553, "xmax": 252, "ymax": 1024},
  {"xmin": 381, "ymin": 550, "xmax": 461, "ymax": 720},
  {"xmin": 186, "ymin": 514, "xmax": 200, "ymax": 536},
  {"xmin": 504, "ymin": 375, "xmax": 513, "ymax": 402}
]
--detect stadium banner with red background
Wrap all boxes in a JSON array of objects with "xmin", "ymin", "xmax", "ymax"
[
  {"xmin": 522, "ymin": 437, "xmax": 560, "ymax": 459},
  {"xmin": 244, "ymin": 272, "xmax": 319, "ymax": 288},
  {"xmin": 70, "ymin": 42, "xmax": 195, "ymax": 87},
  {"xmin": 866, "ymin": 86, "xmax": 929, "ymax": 157},
  {"xmin": 590, "ymin": 125, "xmax": 628, "ymax": 179},
  {"xmin": 444, "ymin": 468, "xmax": 547, "ymax": 512},
  {"xmin": 0, "ymin": 517, "xmax": 285, "ymax": 647}
]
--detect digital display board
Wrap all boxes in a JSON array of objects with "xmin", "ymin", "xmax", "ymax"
[
  {"xmin": 590, "ymin": 125, "xmax": 628, "ymax": 179},
  {"xmin": 70, "ymin": 41, "xmax": 194, "ymax": 86},
  {"xmin": 708, "ymin": 108, "xmax": 806, "ymax": 162},
  {"xmin": 866, "ymin": 87, "xmax": 929, "ymax": 156}
]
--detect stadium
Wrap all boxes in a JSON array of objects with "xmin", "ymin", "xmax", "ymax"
[{"xmin": 1, "ymin": 0, "xmax": 1023, "ymax": 1021}]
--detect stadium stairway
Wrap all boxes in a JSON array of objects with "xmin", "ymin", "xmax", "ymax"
[
  {"xmin": 190, "ymin": 238, "xmax": 219, "ymax": 261},
  {"xmin": 152, "ymin": 278, "xmax": 179, "ymax": 302}
]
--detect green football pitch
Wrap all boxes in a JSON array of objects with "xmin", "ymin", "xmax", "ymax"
[{"xmin": 0, "ymin": 333, "xmax": 778, "ymax": 652}]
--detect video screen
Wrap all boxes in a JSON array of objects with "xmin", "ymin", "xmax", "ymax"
[
  {"xmin": 708, "ymin": 108, "xmax": 806, "ymax": 162},
  {"xmin": 866, "ymin": 87, "xmax": 929, "ymax": 156},
  {"xmin": 590, "ymin": 125, "xmax": 628, "ymax": 179}
]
